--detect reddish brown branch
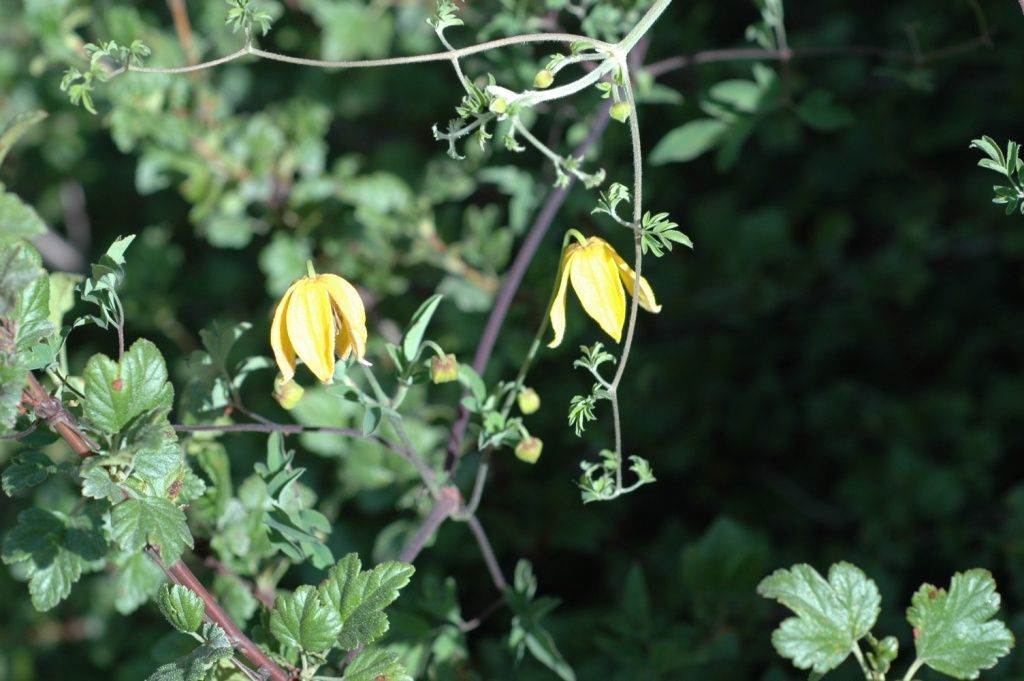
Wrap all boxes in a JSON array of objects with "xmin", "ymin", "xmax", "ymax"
[
  {"xmin": 20, "ymin": 374, "xmax": 292, "ymax": 681},
  {"xmin": 21, "ymin": 374, "xmax": 95, "ymax": 457},
  {"xmin": 166, "ymin": 0, "xmax": 199, "ymax": 66},
  {"xmin": 150, "ymin": 548, "xmax": 292, "ymax": 681},
  {"xmin": 398, "ymin": 486, "xmax": 460, "ymax": 563}
]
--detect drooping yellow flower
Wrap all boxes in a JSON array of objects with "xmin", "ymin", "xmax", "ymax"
[
  {"xmin": 548, "ymin": 235, "xmax": 661, "ymax": 348},
  {"xmin": 270, "ymin": 265, "xmax": 367, "ymax": 384}
]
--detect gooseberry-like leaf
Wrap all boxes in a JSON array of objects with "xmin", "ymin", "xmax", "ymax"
[
  {"xmin": 157, "ymin": 584, "xmax": 205, "ymax": 633},
  {"xmin": 757, "ymin": 562, "xmax": 880, "ymax": 674},
  {"xmin": 270, "ymin": 584, "xmax": 342, "ymax": 653},
  {"xmin": 110, "ymin": 496, "xmax": 192, "ymax": 565},
  {"xmin": 146, "ymin": 623, "xmax": 232, "ymax": 681},
  {"xmin": 343, "ymin": 647, "xmax": 412, "ymax": 681},
  {"xmin": 84, "ymin": 338, "xmax": 174, "ymax": 434},
  {"xmin": 906, "ymin": 569, "xmax": 1014, "ymax": 679},
  {"xmin": 319, "ymin": 553, "xmax": 415, "ymax": 651},
  {"xmin": 1, "ymin": 508, "xmax": 106, "ymax": 611}
]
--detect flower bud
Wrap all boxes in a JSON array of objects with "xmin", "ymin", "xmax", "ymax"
[
  {"xmin": 515, "ymin": 436, "xmax": 543, "ymax": 464},
  {"xmin": 517, "ymin": 387, "xmax": 541, "ymax": 415},
  {"xmin": 430, "ymin": 353, "xmax": 459, "ymax": 384},
  {"xmin": 533, "ymin": 69, "xmax": 554, "ymax": 89},
  {"xmin": 489, "ymin": 97, "xmax": 509, "ymax": 115},
  {"xmin": 274, "ymin": 375, "xmax": 305, "ymax": 410},
  {"xmin": 609, "ymin": 101, "xmax": 632, "ymax": 123}
]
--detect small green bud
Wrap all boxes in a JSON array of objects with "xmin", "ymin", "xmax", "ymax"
[
  {"xmin": 489, "ymin": 97, "xmax": 509, "ymax": 115},
  {"xmin": 517, "ymin": 387, "xmax": 541, "ymax": 415},
  {"xmin": 273, "ymin": 375, "xmax": 305, "ymax": 410},
  {"xmin": 876, "ymin": 636, "xmax": 898, "ymax": 663},
  {"xmin": 430, "ymin": 353, "xmax": 459, "ymax": 383},
  {"xmin": 515, "ymin": 436, "xmax": 543, "ymax": 464},
  {"xmin": 609, "ymin": 101, "xmax": 632, "ymax": 123},
  {"xmin": 533, "ymin": 69, "xmax": 554, "ymax": 89}
]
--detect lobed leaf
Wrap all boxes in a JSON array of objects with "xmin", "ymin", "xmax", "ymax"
[
  {"xmin": 906, "ymin": 569, "xmax": 1014, "ymax": 679},
  {"xmin": 757, "ymin": 562, "xmax": 880, "ymax": 674}
]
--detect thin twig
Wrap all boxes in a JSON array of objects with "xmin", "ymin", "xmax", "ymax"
[
  {"xmin": 21, "ymin": 374, "xmax": 95, "ymax": 456},
  {"xmin": 397, "ymin": 486, "xmax": 460, "ymax": 563},
  {"xmin": 466, "ymin": 516, "xmax": 507, "ymax": 591},
  {"xmin": 444, "ymin": 102, "xmax": 615, "ymax": 472},
  {"xmin": 166, "ymin": 0, "xmax": 198, "ymax": 66}
]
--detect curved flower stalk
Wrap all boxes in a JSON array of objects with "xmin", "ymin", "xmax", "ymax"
[
  {"xmin": 548, "ymin": 234, "xmax": 661, "ymax": 348},
  {"xmin": 270, "ymin": 263, "xmax": 368, "ymax": 384}
]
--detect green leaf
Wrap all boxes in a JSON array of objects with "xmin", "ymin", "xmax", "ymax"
[
  {"xmin": 113, "ymin": 551, "xmax": 166, "ymax": 615},
  {"xmin": 158, "ymin": 584, "xmax": 206, "ymax": 633},
  {"xmin": 0, "ymin": 111, "xmax": 47, "ymax": 168},
  {"xmin": 0, "ymin": 192, "xmax": 47, "ymax": 242},
  {"xmin": 757, "ymin": 562, "xmax": 881, "ymax": 674},
  {"xmin": 343, "ymin": 647, "xmax": 412, "ymax": 681},
  {"xmin": 505, "ymin": 560, "xmax": 576, "ymax": 681},
  {"xmin": 0, "ymin": 240, "xmax": 43, "ymax": 317},
  {"xmin": 906, "ymin": 569, "xmax": 1014, "ymax": 679},
  {"xmin": 146, "ymin": 623, "xmax": 232, "ymax": 681},
  {"xmin": 83, "ymin": 338, "xmax": 175, "ymax": 434},
  {"xmin": 14, "ymin": 274, "xmax": 54, "ymax": 367},
  {"xmin": 401, "ymin": 293, "xmax": 444, "ymax": 363},
  {"xmin": 110, "ymin": 496, "xmax": 193, "ymax": 565},
  {"xmin": 2, "ymin": 508, "xmax": 107, "ymax": 611},
  {"xmin": 650, "ymin": 119, "xmax": 728, "ymax": 165},
  {"xmin": 2, "ymin": 451, "xmax": 71, "ymax": 496},
  {"xmin": 131, "ymin": 442, "xmax": 186, "ymax": 498},
  {"xmin": 80, "ymin": 464, "xmax": 123, "ymax": 503},
  {"xmin": 795, "ymin": 90, "xmax": 855, "ymax": 131},
  {"xmin": 270, "ymin": 584, "xmax": 343, "ymax": 653},
  {"xmin": 319, "ymin": 553, "xmax": 415, "ymax": 651}
]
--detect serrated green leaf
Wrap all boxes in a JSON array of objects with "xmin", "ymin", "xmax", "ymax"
[
  {"xmin": 0, "ymin": 240, "xmax": 43, "ymax": 318},
  {"xmin": 757, "ymin": 562, "xmax": 880, "ymax": 674},
  {"xmin": 132, "ymin": 442, "xmax": 185, "ymax": 498},
  {"xmin": 1, "ymin": 507, "xmax": 107, "ymax": 611},
  {"xmin": 0, "ymin": 192, "xmax": 47, "ymax": 242},
  {"xmin": 83, "ymin": 338, "xmax": 175, "ymax": 434},
  {"xmin": 401, "ymin": 293, "xmax": 444, "ymax": 363},
  {"xmin": 158, "ymin": 584, "xmax": 206, "ymax": 633},
  {"xmin": 113, "ymin": 550, "xmax": 166, "ymax": 614},
  {"xmin": 80, "ymin": 464, "xmax": 123, "ymax": 503},
  {"xmin": 2, "ymin": 451, "xmax": 70, "ymax": 496},
  {"xmin": 270, "ymin": 585, "xmax": 342, "ymax": 653},
  {"xmin": 146, "ymin": 623, "xmax": 232, "ymax": 681},
  {"xmin": 320, "ymin": 553, "xmax": 415, "ymax": 651},
  {"xmin": 110, "ymin": 496, "xmax": 192, "ymax": 565},
  {"xmin": 0, "ymin": 111, "xmax": 47, "ymax": 168},
  {"xmin": 907, "ymin": 569, "xmax": 1014, "ymax": 679},
  {"xmin": 343, "ymin": 647, "xmax": 413, "ymax": 681}
]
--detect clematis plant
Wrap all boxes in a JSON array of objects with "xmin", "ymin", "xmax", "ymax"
[
  {"xmin": 548, "ymin": 231, "xmax": 661, "ymax": 348},
  {"xmin": 270, "ymin": 261, "xmax": 368, "ymax": 384}
]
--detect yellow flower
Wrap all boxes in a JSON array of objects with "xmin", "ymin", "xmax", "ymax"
[
  {"xmin": 548, "ymin": 235, "xmax": 661, "ymax": 348},
  {"xmin": 270, "ymin": 266, "xmax": 367, "ymax": 384}
]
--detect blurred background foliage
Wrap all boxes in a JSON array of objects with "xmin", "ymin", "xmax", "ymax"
[{"xmin": 2, "ymin": 0, "xmax": 1024, "ymax": 679}]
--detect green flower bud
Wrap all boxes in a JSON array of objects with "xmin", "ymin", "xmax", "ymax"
[
  {"xmin": 430, "ymin": 353, "xmax": 459, "ymax": 383},
  {"xmin": 489, "ymin": 97, "xmax": 509, "ymax": 115},
  {"xmin": 515, "ymin": 436, "xmax": 543, "ymax": 464},
  {"xmin": 273, "ymin": 375, "xmax": 305, "ymax": 410},
  {"xmin": 517, "ymin": 387, "xmax": 541, "ymax": 415},
  {"xmin": 533, "ymin": 69, "xmax": 554, "ymax": 89},
  {"xmin": 609, "ymin": 101, "xmax": 632, "ymax": 123}
]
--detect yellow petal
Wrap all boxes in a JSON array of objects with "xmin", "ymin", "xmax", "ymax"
[
  {"xmin": 270, "ymin": 283, "xmax": 299, "ymax": 383},
  {"xmin": 546, "ymin": 245, "xmax": 579, "ymax": 348},
  {"xmin": 607, "ymin": 241, "xmax": 662, "ymax": 313},
  {"xmin": 285, "ymin": 278, "xmax": 337, "ymax": 384},
  {"xmin": 570, "ymin": 239, "xmax": 626, "ymax": 342},
  {"xmin": 318, "ymin": 273, "xmax": 367, "ymax": 360}
]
